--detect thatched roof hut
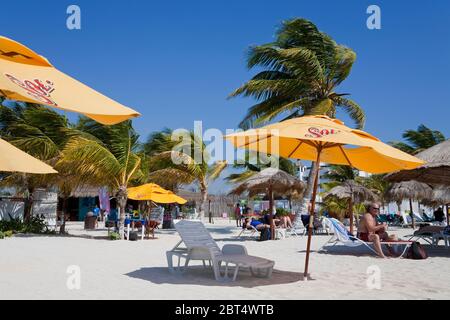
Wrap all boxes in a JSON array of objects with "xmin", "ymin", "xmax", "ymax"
[
  {"xmin": 324, "ymin": 180, "xmax": 377, "ymax": 203},
  {"xmin": 229, "ymin": 168, "xmax": 306, "ymax": 198},
  {"xmin": 421, "ymin": 186, "xmax": 450, "ymax": 207},
  {"xmin": 386, "ymin": 139, "xmax": 450, "ymax": 185},
  {"xmin": 385, "ymin": 181, "xmax": 433, "ymax": 202},
  {"xmin": 70, "ymin": 186, "xmax": 100, "ymax": 198},
  {"xmin": 385, "ymin": 181, "xmax": 434, "ymax": 228},
  {"xmin": 432, "ymin": 186, "xmax": 450, "ymax": 205}
]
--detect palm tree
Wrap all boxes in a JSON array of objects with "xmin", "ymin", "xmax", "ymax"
[
  {"xmin": 321, "ymin": 165, "xmax": 358, "ymax": 185},
  {"xmin": 143, "ymin": 129, "xmax": 226, "ymax": 221},
  {"xmin": 390, "ymin": 125, "xmax": 446, "ymax": 155},
  {"xmin": 57, "ymin": 119, "xmax": 144, "ymax": 238},
  {"xmin": 0, "ymin": 102, "xmax": 71, "ymax": 223},
  {"xmin": 229, "ymin": 18, "xmax": 365, "ymax": 203}
]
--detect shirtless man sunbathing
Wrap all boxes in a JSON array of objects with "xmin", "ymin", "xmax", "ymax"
[{"xmin": 357, "ymin": 203, "xmax": 398, "ymax": 258}]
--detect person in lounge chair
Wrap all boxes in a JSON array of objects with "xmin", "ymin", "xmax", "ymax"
[
  {"xmin": 244, "ymin": 217, "xmax": 271, "ymax": 231},
  {"xmin": 357, "ymin": 203, "xmax": 398, "ymax": 258}
]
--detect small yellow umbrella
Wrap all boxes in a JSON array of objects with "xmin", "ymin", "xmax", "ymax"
[
  {"xmin": 226, "ymin": 115, "xmax": 424, "ymax": 278},
  {"xmin": 0, "ymin": 36, "xmax": 140, "ymax": 125},
  {"xmin": 128, "ymin": 183, "xmax": 187, "ymax": 204},
  {"xmin": 0, "ymin": 138, "xmax": 57, "ymax": 174}
]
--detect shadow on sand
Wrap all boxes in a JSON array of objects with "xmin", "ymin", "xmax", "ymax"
[{"xmin": 125, "ymin": 266, "xmax": 305, "ymax": 287}]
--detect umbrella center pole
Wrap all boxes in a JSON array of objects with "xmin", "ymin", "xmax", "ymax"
[{"xmin": 303, "ymin": 147, "xmax": 322, "ymax": 280}]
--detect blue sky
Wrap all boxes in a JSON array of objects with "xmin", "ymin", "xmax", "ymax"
[{"xmin": 1, "ymin": 0, "xmax": 449, "ymax": 192}]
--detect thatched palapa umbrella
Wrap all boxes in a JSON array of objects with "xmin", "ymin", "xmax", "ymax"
[
  {"xmin": 229, "ymin": 167, "xmax": 306, "ymax": 240},
  {"xmin": 323, "ymin": 180, "xmax": 377, "ymax": 234},
  {"xmin": 386, "ymin": 140, "xmax": 450, "ymax": 185},
  {"xmin": 431, "ymin": 186, "xmax": 450, "ymax": 205},
  {"xmin": 385, "ymin": 181, "xmax": 433, "ymax": 229},
  {"xmin": 421, "ymin": 186, "xmax": 450, "ymax": 225}
]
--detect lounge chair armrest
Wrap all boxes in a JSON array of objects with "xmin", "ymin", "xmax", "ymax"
[{"xmin": 222, "ymin": 244, "xmax": 248, "ymax": 255}]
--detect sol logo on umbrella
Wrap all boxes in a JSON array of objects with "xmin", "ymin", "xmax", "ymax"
[
  {"xmin": 4, "ymin": 73, "xmax": 57, "ymax": 106},
  {"xmin": 305, "ymin": 127, "xmax": 340, "ymax": 138}
]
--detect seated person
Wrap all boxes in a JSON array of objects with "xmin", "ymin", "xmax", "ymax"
[
  {"xmin": 300, "ymin": 214, "xmax": 323, "ymax": 231},
  {"xmin": 357, "ymin": 203, "xmax": 399, "ymax": 258},
  {"xmin": 244, "ymin": 217, "xmax": 270, "ymax": 231},
  {"xmin": 434, "ymin": 207, "xmax": 445, "ymax": 223},
  {"xmin": 274, "ymin": 213, "xmax": 293, "ymax": 228}
]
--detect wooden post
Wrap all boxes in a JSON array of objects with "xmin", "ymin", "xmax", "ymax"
[
  {"xmin": 409, "ymin": 198, "xmax": 415, "ymax": 229},
  {"xmin": 446, "ymin": 204, "xmax": 449, "ymax": 226},
  {"xmin": 269, "ymin": 185, "xmax": 275, "ymax": 240},
  {"xmin": 303, "ymin": 147, "xmax": 322, "ymax": 279},
  {"xmin": 208, "ymin": 199, "xmax": 212, "ymax": 224},
  {"xmin": 349, "ymin": 197, "xmax": 354, "ymax": 235}
]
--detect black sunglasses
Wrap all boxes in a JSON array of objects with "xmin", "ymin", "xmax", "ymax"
[{"xmin": 371, "ymin": 207, "xmax": 380, "ymax": 211}]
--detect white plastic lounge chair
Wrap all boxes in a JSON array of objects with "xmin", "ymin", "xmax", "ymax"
[
  {"xmin": 167, "ymin": 220, "xmax": 275, "ymax": 281},
  {"xmin": 320, "ymin": 218, "xmax": 411, "ymax": 258},
  {"xmin": 284, "ymin": 215, "xmax": 306, "ymax": 237},
  {"xmin": 236, "ymin": 224, "xmax": 259, "ymax": 239},
  {"xmin": 432, "ymin": 231, "xmax": 450, "ymax": 248}
]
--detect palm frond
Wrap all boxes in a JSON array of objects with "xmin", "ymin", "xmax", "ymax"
[
  {"xmin": 57, "ymin": 137, "xmax": 122, "ymax": 189},
  {"xmin": 332, "ymin": 96, "xmax": 365, "ymax": 129},
  {"xmin": 208, "ymin": 161, "xmax": 228, "ymax": 180}
]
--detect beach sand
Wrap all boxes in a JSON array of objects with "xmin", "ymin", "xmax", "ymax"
[{"xmin": 0, "ymin": 219, "xmax": 449, "ymax": 300}]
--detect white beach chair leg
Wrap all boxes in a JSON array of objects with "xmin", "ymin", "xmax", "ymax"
[
  {"xmin": 224, "ymin": 262, "xmax": 229, "ymax": 278},
  {"xmin": 232, "ymin": 264, "xmax": 240, "ymax": 282},
  {"xmin": 126, "ymin": 223, "xmax": 130, "ymax": 240},
  {"xmin": 211, "ymin": 259, "xmax": 223, "ymax": 281},
  {"xmin": 166, "ymin": 251, "xmax": 174, "ymax": 272}
]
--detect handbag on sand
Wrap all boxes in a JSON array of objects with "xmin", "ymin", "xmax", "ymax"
[{"xmin": 406, "ymin": 242, "xmax": 428, "ymax": 260}]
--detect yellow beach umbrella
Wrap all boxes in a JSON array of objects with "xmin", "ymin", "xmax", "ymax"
[
  {"xmin": 128, "ymin": 183, "xmax": 187, "ymax": 204},
  {"xmin": 0, "ymin": 138, "xmax": 57, "ymax": 174},
  {"xmin": 226, "ymin": 115, "xmax": 424, "ymax": 279},
  {"xmin": 0, "ymin": 36, "xmax": 140, "ymax": 125}
]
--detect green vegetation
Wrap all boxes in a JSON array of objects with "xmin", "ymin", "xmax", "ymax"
[
  {"xmin": 390, "ymin": 125, "xmax": 446, "ymax": 155},
  {"xmin": 275, "ymin": 207, "xmax": 290, "ymax": 217},
  {"xmin": 0, "ymin": 216, "xmax": 54, "ymax": 236},
  {"xmin": 109, "ymin": 232, "xmax": 121, "ymax": 241}
]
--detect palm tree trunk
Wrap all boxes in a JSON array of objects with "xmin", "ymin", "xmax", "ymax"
[
  {"xmin": 294, "ymin": 161, "xmax": 319, "ymax": 229},
  {"xmin": 59, "ymin": 196, "xmax": 68, "ymax": 234},
  {"xmin": 304, "ymin": 161, "xmax": 319, "ymax": 200},
  {"xmin": 199, "ymin": 181, "xmax": 208, "ymax": 221},
  {"xmin": 117, "ymin": 186, "xmax": 128, "ymax": 239},
  {"xmin": 23, "ymin": 187, "xmax": 34, "ymax": 223}
]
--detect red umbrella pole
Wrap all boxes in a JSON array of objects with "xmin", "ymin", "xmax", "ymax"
[{"xmin": 303, "ymin": 148, "xmax": 322, "ymax": 279}]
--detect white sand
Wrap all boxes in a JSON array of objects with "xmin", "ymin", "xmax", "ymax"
[{"xmin": 0, "ymin": 220, "xmax": 449, "ymax": 300}]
